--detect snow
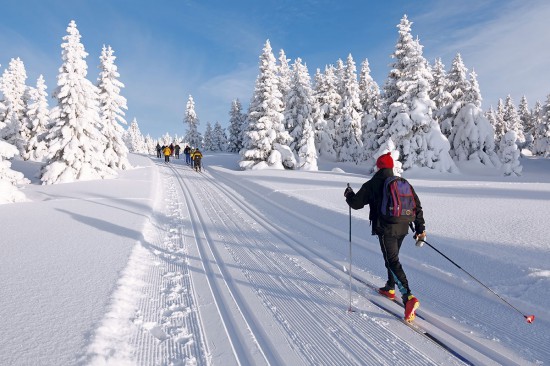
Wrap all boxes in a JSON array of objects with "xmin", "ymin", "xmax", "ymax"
[{"xmin": 1, "ymin": 152, "xmax": 549, "ymax": 365}]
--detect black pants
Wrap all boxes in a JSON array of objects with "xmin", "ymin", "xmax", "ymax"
[
  {"xmin": 165, "ymin": 155, "xmax": 170, "ymax": 163},
  {"xmin": 378, "ymin": 234, "xmax": 410, "ymax": 296}
]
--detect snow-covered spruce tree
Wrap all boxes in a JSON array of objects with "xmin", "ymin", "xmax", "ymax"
[
  {"xmin": 499, "ymin": 131, "xmax": 522, "ymax": 176},
  {"xmin": 533, "ymin": 96, "xmax": 550, "ymax": 156},
  {"xmin": 503, "ymin": 95, "xmax": 525, "ymax": 148},
  {"xmin": 380, "ymin": 16, "xmax": 456, "ymax": 172},
  {"xmin": 358, "ymin": 58, "xmax": 383, "ymax": 161},
  {"xmin": 492, "ymin": 99, "xmax": 506, "ymax": 148},
  {"xmin": 335, "ymin": 54, "xmax": 363, "ymax": 163},
  {"xmin": 144, "ymin": 134, "xmax": 156, "ymax": 155},
  {"xmin": 285, "ymin": 58, "xmax": 312, "ymax": 152},
  {"xmin": 184, "ymin": 95, "xmax": 202, "ymax": 148},
  {"xmin": 430, "ymin": 58, "xmax": 453, "ymax": 125},
  {"xmin": 227, "ymin": 99, "xmax": 245, "ymax": 152},
  {"xmin": 240, "ymin": 40, "xmax": 292, "ymax": 170},
  {"xmin": 518, "ymin": 96, "xmax": 534, "ymax": 151},
  {"xmin": 0, "ymin": 57, "xmax": 28, "ymax": 154},
  {"xmin": 440, "ymin": 53, "xmax": 471, "ymax": 139},
  {"xmin": 448, "ymin": 69, "xmax": 499, "ymax": 167},
  {"xmin": 97, "ymin": 45, "xmax": 131, "ymax": 170},
  {"xmin": 278, "ymin": 49, "xmax": 292, "ymax": 117},
  {"xmin": 203, "ymin": 121, "xmax": 213, "ymax": 151},
  {"xmin": 41, "ymin": 21, "xmax": 114, "ymax": 185},
  {"xmin": 313, "ymin": 66, "xmax": 339, "ymax": 160},
  {"xmin": 124, "ymin": 118, "xmax": 147, "ymax": 153},
  {"xmin": 284, "ymin": 58, "xmax": 318, "ymax": 169},
  {"xmin": 22, "ymin": 75, "xmax": 50, "ymax": 161},
  {"xmin": 211, "ymin": 122, "xmax": 228, "ymax": 151}
]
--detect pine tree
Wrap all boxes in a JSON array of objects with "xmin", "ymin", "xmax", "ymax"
[
  {"xmin": 97, "ymin": 45, "xmax": 131, "ymax": 170},
  {"xmin": 240, "ymin": 40, "xmax": 292, "ymax": 170},
  {"xmin": 0, "ymin": 57, "xmax": 28, "ymax": 153},
  {"xmin": 503, "ymin": 95, "xmax": 525, "ymax": 147},
  {"xmin": 533, "ymin": 96, "xmax": 550, "ymax": 156},
  {"xmin": 41, "ymin": 20, "xmax": 114, "ymax": 185},
  {"xmin": 203, "ymin": 121, "xmax": 213, "ymax": 151},
  {"xmin": 358, "ymin": 58, "xmax": 382, "ymax": 161},
  {"xmin": 493, "ymin": 99, "xmax": 506, "ymax": 148},
  {"xmin": 440, "ymin": 53, "xmax": 471, "ymax": 138},
  {"xmin": 278, "ymin": 49, "xmax": 292, "ymax": 117},
  {"xmin": 313, "ymin": 66, "xmax": 339, "ymax": 160},
  {"xmin": 499, "ymin": 131, "xmax": 522, "ymax": 176},
  {"xmin": 184, "ymin": 95, "xmax": 202, "ymax": 148},
  {"xmin": 518, "ymin": 95, "xmax": 533, "ymax": 150},
  {"xmin": 430, "ymin": 58, "xmax": 453, "ymax": 123},
  {"xmin": 227, "ymin": 99, "xmax": 245, "ymax": 152},
  {"xmin": 22, "ymin": 75, "xmax": 50, "ymax": 161},
  {"xmin": 124, "ymin": 118, "xmax": 147, "ymax": 153},
  {"xmin": 335, "ymin": 54, "xmax": 363, "ymax": 163},
  {"xmin": 212, "ymin": 121, "xmax": 228, "ymax": 151},
  {"xmin": 381, "ymin": 15, "xmax": 456, "ymax": 172},
  {"xmin": 144, "ymin": 134, "xmax": 155, "ymax": 155}
]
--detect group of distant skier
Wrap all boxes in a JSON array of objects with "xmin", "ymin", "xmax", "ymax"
[{"xmin": 155, "ymin": 142, "xmax": 203, "ymax": 171}]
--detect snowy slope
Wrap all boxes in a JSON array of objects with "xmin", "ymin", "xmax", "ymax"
[{"xmin": 1, "ymin": 153, "xmax": 549, "ymax": 365}]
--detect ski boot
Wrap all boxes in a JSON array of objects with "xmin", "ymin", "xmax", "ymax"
[
  {"xmin": 403, "ymin": 294, "xmax": 420, "ymax": 323},
  {"xmin": 378, "ymin": 284, "xmax": 396, "ymax": 300}
]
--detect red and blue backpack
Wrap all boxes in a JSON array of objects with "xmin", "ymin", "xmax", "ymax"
[{"xmin": 380, "ymin": 176, "xmax": 417, "ymax": 224}]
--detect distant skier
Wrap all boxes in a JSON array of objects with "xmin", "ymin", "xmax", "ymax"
[
  {"xmin": 174, "ymin": 143, "xmax": 181, "ymax": 159},
  {"xmin": 192, "ymin": 148, "xmax": 203, "ymax": 172},
  {"xmin": 163, "ymin": 145, "xmax": 172, "ymax": 163},
  {"xmin": 156, "ymin": 143, "xmax": 162, "ymax": 158},
  {"xmin": 344, "ymin": 152, "xmax": 426, "ymax": 322},
  {"xmin": 184, "ymin": 145, "xmax": 191, "ymax": 165}
]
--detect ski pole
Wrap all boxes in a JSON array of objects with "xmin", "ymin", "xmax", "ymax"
[
  {"xmin": 347, "ymin": 183, "xmax": 354, "ymax": 312},
  {"xmin": 418, "ymin": 238, "xmax": 535, "ymax": 324}
]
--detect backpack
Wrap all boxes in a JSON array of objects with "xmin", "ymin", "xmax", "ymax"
[{"xmin": 379, "ymin": 176, "xmax": 416, "ymax": 224}]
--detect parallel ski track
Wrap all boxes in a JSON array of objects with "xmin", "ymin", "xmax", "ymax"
[
  {"xmin": 198, "ymin": 165, "xmax": 535, "ymax": 366},
  {"xmin": 169, "ymin": 163, "xmax": 468, "ymax": 366}
]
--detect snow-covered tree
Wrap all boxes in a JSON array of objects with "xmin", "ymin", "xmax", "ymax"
[
  {"xmin": 358, "ymin": 58, "xmax": 382, "ymax": 161},
  {"xmin": 313, "ymin": 66, "xmax": 339, "ymax": 160},
  {"xmin": 97, "ymin": 45, "xmax": 130, "ymax": 170},
  {"xmin": 0, "ymin": 57, "xmax": 28, "ymax": 153},
  {"xmin": 227, "ymin": 99, "xmax": 245, "ymax": 152},
  {"xmin": 335, "ymin": 54, "xmax": 363, "ymax": 163},
  {"xmin": 518, "ymin": 95, "xmax": 533, "ymax": 150},
  {"xmin": 22, "ymin": 75, "xmax": 50, "ymax": 161},
  {"xmin": 503, "ymin": 95, "xmax": 525, "ymax": 147},
  {"xmin": 144, "ymin": 134, "xmax": 156, "ymax": 155},
  {"xmin": 492, "ymin": 99, "xmax": 506, "ymax": 148},
  {"xmin": 212, "ymin": 121, "xmax": 228, "ymax": 151},
  {"xmin": 499, "ymin": 131, "xmax": 522, "ymax": 176},
  {"xmin": 380, "ymin": 15, "xmax": 456, "ymax": 173},
  {"xmin": 440, "ymin": 54, "xmax": 470, "ymax": 138},
  {"xmin": 430, "ymin": 58, "xmax": 453, "ymax": 123},
  {"xmin": 278, "ymin": 49, "xmax": 292, "ymax": 114},
  {"xmin": 184, "ymin": 95, "xmax": 202, "ymax": 148},
  {"xmin": 41, "ymin": 20, "xmax": 115, "ymax": 185},
  {"xmin": 533, "ymin": 96, "xmax": 550, "ymax": 156},
  {"xmin": 124, "ymin": 118, "xmax": 147, "ymax": 153},
  {"xmin": 203, "ymin": 121, "xmax": 213, "ymax": 151},
  {"xmin": 240, "ymin": 40, "xmax": 291, "ymax": 170}
]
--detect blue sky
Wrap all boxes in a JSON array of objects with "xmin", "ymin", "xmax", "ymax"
[{"xmin": 1, "ymin": 0, "xmax": 549, "ymax": 138}]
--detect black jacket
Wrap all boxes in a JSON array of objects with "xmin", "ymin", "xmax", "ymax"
[{"xmin": 346, "ymin": 168, "xmax": 425, "ymax": 237}]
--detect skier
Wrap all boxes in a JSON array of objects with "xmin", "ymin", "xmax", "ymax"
[
  {"xmin": 163, "ymin": 145, "xmax": 172, "ymax": 163},
  {"xmin": 184, "ymin": 145, "xmax": 191, "ymax": 165},
  {"xmin": 174, "ymin": 143, "xmax": 181, "ymax": 159},
  {"xmin": 156, "ymin": 143, "xmax": 162, "ymax": 158},
  {"xmin": 344, "ymin": 152, "xmax": 426, "ymax": 322},
  {"xmin": 192, "ymin": 148, "xmax": 203, "ymax": 172}
]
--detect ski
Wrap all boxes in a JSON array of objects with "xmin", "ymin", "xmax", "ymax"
[{"xmin": 343, "ymin": 266, "xmax": 473, "ymax": 365}]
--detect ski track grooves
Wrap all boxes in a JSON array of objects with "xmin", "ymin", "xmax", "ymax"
[
  {"xmin": 201, "ymin": 165, "xmax": 531, "ymax": 366},
  {"xmin": 168, "ymin": 164, "xmax": 458, "ymax": 366}
]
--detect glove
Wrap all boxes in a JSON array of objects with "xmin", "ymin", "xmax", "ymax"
[
  {"xmin": 414, "ymin": 231, "xmax": 426, "ymax": 247},
  {"xmin": 344, "ymin": 186, "xmax": 354, "ymax": 198}
]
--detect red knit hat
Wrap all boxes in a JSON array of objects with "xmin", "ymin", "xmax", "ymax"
[{"xmin": 376, "ymin": 152, "xmax": 394, "ymax": 169}]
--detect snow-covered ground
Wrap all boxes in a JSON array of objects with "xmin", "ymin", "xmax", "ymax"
[{"xmin": 1, "ymin": 153, "xmax": 549, "ymax": 365}]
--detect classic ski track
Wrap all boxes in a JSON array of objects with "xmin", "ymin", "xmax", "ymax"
[
  {"xmin": 169, "ymin": 163, "xmax": 277, "ymax": 366},
  {"xmin": 169, "ymin": 164, "xmax": 466, "ymax": 366},
  {"xmin": 201, "ymin": 166, "xmax": 535, "ymax": 365},
  {"xmin": 129, "ymin": 164, "xmax": 208, "ymax": 366}
]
